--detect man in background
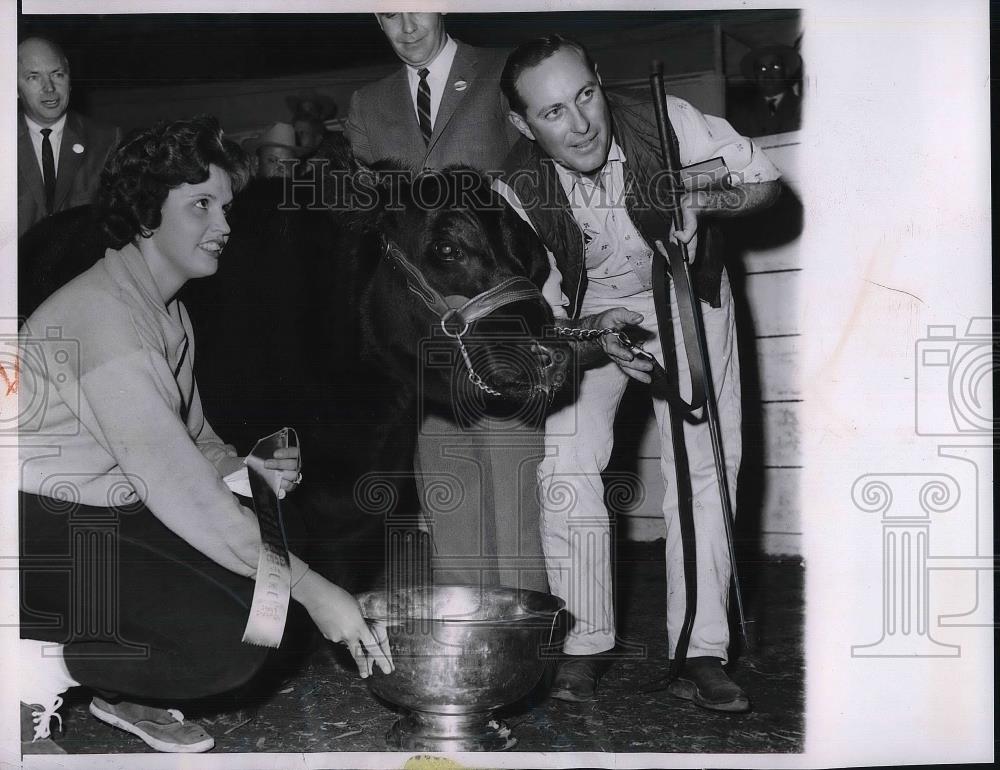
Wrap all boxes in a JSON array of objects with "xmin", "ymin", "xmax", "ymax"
[
  {"xmin": 346, "ymin": 12, "xmax": 518, "ymax": 172},
  {"xmin": 244, "ymin": 122, "xmax": 306, "ymax": 179},
  {"xmin": 287, "ymin": 89, "xmax": 336, "ymax": 157},
  {"xmin": 17, "ymin": 37, "xmax": 120, "ymax": 238},
  {"xmin": 726, "ymin": 43, "xmax": 803, "ymax": 137}
]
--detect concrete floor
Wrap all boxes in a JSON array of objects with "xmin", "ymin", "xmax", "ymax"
[{"xmin": 47, "ymin": 543, "xmax": 804, "ymax": 756}]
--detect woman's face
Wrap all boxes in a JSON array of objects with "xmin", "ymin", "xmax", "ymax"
[{"xmin": 142, "ymin": 164, "xmax": 233, "ymax": 301}]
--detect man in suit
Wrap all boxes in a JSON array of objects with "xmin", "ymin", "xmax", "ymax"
[
  {"xmin": 344, "ymin": 14, "xmax": 547, "ymax": 594},
  {"xmin": 17, "ymin": 37, "xmax": 120, "ymax": 239},
  {"xmin": 345, "ymin": 13, "xmax": 518, "ymax": 173},
  {"xmin": 725, "ymin": 44, "xmax": 803, "ymax": 137}
]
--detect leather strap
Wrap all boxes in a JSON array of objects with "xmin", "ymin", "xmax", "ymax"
[
  {"xmin": 456, "ymin": 276, "xmax": 541, "ymax": 325},
  {"xmin": 385, "ymin": 240, "xmax": 452, "ymax": 319},
  {"xmin": 649, "ymin": 64, "xmax": 701, "ymax": 682},
  {"xmin": 651, "ymin": 242, "xmax": 706, "ymax": 416},
  {"xmin": 384, "ymin": 239, "xmax": 544, "ymax": 334}
]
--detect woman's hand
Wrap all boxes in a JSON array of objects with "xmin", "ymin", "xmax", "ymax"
[
  {"xmin": 264, "ymin": 445, "xmax": 302, "ymax": 495},
  {"xmin": 292, "ymin": 571, "xmax": 394, "ymax": 678}
]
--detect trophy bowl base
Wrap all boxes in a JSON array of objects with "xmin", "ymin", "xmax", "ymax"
[{"xmin": 386, "ymin": 710, "xmax": 517, "ymax": 752}]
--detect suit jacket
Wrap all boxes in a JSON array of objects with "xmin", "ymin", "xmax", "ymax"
[
  {"xmin": 18, "ymin": 110, "xmax": 120, "ymax": 238},
  {"xmin": 345, "ymin": 41, "xmax": 519, "ymax": 173},
  {"xmin": 725, "ymin": 85, "xmax": 802, "ymax": 138}
]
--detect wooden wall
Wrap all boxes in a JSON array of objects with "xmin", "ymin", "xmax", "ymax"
[{"xmin": 612, "ymin": 132, "xmax": 802, "ymax": 556}]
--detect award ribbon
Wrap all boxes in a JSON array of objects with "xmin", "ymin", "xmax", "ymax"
[{"xmin": 241, "ymin": 427, "xmax": 300, "ymax": 648}]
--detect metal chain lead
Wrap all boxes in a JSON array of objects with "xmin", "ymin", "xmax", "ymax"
[
  {"xmin": 455, "ymin": 326, "xmax": 644, "ymax": 399},
  {"xmin": 554, "ymin": 326, "xmax": 645, "ymax": 352},
  {"xmin": 454, "ymin": 335, "xmax": 503, "ymax": 397}
]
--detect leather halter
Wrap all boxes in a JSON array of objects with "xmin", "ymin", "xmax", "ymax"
[{"xmin": 382, "ymin": 238, "xmax": 543, "ymax": 339}]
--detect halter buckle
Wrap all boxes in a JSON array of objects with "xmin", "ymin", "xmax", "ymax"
[{"xmin": 440, "ymin": 309, "xmax": 470, "ymax": 338}]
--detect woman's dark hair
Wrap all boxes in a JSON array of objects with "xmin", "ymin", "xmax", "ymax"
[
  {"xmin": 500, "ymin": 34, "xmax": 598, "ymax": 117},
  {"xmin": 98, "ymin": 115, "xmax": 251, "ymax": 248}
]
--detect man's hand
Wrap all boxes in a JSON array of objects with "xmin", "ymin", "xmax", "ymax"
[
  {"xmin": 292, "ymin": 570, "xmax": 394, "ymax": 679},
  {"xmin": 669, "ymin": 180, "xmax": 783, "ymax": 254},
  {"xmin": 587, "ymin": 307, "xmax": 656, "ymax": 384},
  {"xmin": 672, "ymin": 192, "xmax": 700, "ymax": 245},
  {"xmin": 662, "ymin": 193, "xmax": 701, "ymax": 265}
]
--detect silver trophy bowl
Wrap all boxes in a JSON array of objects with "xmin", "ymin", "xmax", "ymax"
[{"xmin": 356, "ymin": 584, "xmax": 564, "ymax": 751}]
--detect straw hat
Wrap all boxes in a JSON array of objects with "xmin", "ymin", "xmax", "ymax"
[{"xmin": 242, "ymin": 122, "xmax": 308, "ymax": 156}]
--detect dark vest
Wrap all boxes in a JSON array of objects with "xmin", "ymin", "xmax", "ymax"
[{"xmin": 502, "ymin": 94, "xmax": 725, "ymax": 319}]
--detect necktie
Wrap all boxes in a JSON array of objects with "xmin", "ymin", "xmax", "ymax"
[
  {"xmin": 417, "ymin": 67, "xmax": 432, "ymax": 145},
  {"xmin": 41, "ymin": 128, "xmax": 56, "ymax": 214},
  {"xmin": 767, "ymin": 97, "xmax": 779, "ymax": 116}
]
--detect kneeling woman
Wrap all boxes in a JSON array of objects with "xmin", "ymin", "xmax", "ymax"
[{"xmin": 18, "ymin": 116, "xmax": 392, "ymax": 754}]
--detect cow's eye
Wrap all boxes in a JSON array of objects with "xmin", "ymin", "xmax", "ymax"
[{"xmin": 433, "ymin": 241, "xmax": 460, "ymax": 262}]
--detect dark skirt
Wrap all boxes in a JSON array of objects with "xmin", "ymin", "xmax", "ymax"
[{"xmin": 19, "ymin": 491, "xmax": 270, "ymax": 701}]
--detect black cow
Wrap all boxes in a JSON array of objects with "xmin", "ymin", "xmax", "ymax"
[{"xmin": 192, "ymin": 163, "xmax": 573, "ymax": 591}]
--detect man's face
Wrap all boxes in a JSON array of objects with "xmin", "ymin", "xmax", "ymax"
[
  {"xmin": 508, "ymin": 48, "xmax": 611, "ymax": 176},
  {"xmin": 376, "ymin": 13, "xmax": 447, "ymax": 68},
  {"xmin": 753, "ymin": 53, "xmax": 788, "ymax": 96},
  {"xmin": 257, "ymin": 146, "xmax": 297, "ymax": 178},
  {"xmin": 17, "ymin": 39, "xmax": 71, "ymax": 127},
  {"xmin": 293, "ymin": 119, "xmax": 324, "ymax": 152}
]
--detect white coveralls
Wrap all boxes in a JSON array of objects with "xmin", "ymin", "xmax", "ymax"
[{"xmin": 496, "ymin": 97, "xmax": 781, "ymax": 660}]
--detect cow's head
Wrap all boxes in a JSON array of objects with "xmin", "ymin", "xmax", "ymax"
[{"xmin": 354, "ymin": 165, "xmax": 574, "ymax": 416}]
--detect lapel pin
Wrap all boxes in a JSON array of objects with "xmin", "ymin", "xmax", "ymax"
[
  {"xmin": 453, "ymin": 80, "xmax": 468, "ymax": 91},
  {"xmin": 72, "ymin": 143, "xmax": 84, "ymax": 154}
]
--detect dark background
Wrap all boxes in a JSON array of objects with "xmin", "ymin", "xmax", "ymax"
[{"xmin": 18, "ymin": 10, "xmax": 797, "ymax": 87}]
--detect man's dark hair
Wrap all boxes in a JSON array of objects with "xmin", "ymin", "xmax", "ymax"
[
  {"xmin": 98, "ymin": 115, "xmax": 250, "ymax": 248},
  {"xmin": 501, "ymin": 34, "xmax": 598, "ymax": 117}
]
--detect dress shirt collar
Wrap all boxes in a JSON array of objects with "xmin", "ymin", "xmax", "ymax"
[
  {"xmin": 24, "ymin": 111, "xmax": 67, "ymax": 139},
  {"xmin": 404, "ymin": 36, "xmax": 458, "ymax": 128},
  {"xmin": 24, "ymin": 112, "xmax": 68, "ymax": 174},
  {"xmin": 406, "ymin": 35, "xmax": 456, "ymax": 78}
]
